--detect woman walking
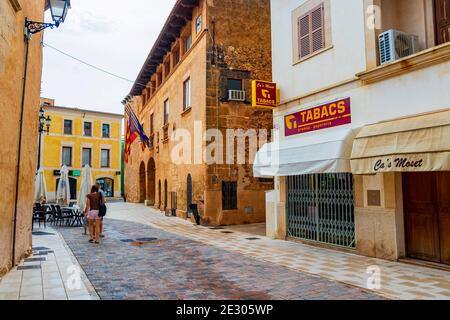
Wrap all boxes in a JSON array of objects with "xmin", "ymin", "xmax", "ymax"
[{"xmin": 85, "ymin": 185, "xmax": 102, "ymax": 244}]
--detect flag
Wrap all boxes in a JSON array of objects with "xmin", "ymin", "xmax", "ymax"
[
  {"xmin": 125, "ymin": 104, "xmax": 150, "ymax": 148},
  {"xmin": 124, "ymin": 117, "xmax": 138, "ymax": 164}
]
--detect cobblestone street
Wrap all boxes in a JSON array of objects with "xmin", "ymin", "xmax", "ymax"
[{"xmin": 58, "ymin": 218, "xmax": 382, "ymax": 300}]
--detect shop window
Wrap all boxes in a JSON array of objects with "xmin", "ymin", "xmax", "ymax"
[{"xmin": 222, "ymin": 181, "xmax": 238, "ymax": 210}]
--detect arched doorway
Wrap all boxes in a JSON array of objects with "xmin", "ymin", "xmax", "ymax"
[
  {"xmin": 139, "ymin": 162, "xmax": 146, "ymax": 203},
  {"xmin": 186, "ymin": 174, "xmax": 193, "ymax": 218},
  {"xmin": 164, "ymin": 179, "xmax": 168, "ymax": 212},
  {"xmin": 147, "ymin": 158, "xmax": 156, "ymax": 206},
  {"xmin": 96, "ymin": 178, "xmax": 114, "ymax": 197}
]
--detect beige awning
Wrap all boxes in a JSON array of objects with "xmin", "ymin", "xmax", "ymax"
[{"xmin": 351, "ymin": 109, "xmax": 450, "ymax": 174}]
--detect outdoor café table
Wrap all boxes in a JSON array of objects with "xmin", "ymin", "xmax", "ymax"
[{"xmin": 64, "ymin": 206, "xmax": 83, "ymax": 227}]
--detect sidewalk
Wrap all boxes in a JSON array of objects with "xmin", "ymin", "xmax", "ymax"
[
  {"xmin": 0, "ymin": 227, "xmax": 99, "ymax": 300},
  {"xmin": 107, "ymin": 203, "xmax": 450, "ymax": 300}
]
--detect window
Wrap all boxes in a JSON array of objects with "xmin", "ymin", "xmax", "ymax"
[
  {"xmin": 150, "ymin": 113, "xmax": 154, "ymax": 135},
  {"xmin": 82, "ymin": 148, "xmax": 92, "ymax": 167},
  {"xmin": 196, "ymin": 15, "xmax": 202, "ymax": 34},
  {"xmin": 185, "ymin": 34, "xmax": 193, "ymax": 52},
  {"xmin": 63, "ymin": 120, "xmax": 72, "ymax": 135},
  {"xmin": 102, "ymin": 124, "xmax": 110, "ymax": 138},
  {"xmin": 435, "ymin": 0, "xmax": 450, "ymax": 45},
  {"xmin": 163, "ymin": 99, "xmax": 170, "ymax": 125},
  {"xmin": 174, "ymin": 48, "xmax": 180, "ymax": 65},
  {"xmin": 62, "ymin": 147, "xmax": 72, "ymax": 167},
  {"xmin": 298, "ymin": 4, "xmax": 325, "ymax": 59},
  {"xmin": 183, "ymin": 78, "xmax": 191, "ymax": 110},
  {"xmin": 84, "ymin": 122, "xmax": 92, "ymax": 137},
  {"xmin": 101, "ymin": 149, "xmax": 110, "ymax": 168},
  {"xmin": 292, "ymin": 1, "xmax": 331, "ymax": 63},
  {"xmin": 222, "ymin": 181, "xmax": 238, "ymax": 210},
  {"xmin": 227, "ymin": 79, "xmax": 243, "ymax": 91}
]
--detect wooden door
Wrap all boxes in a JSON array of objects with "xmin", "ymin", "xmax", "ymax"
[
  {"xmin": 403, "ymin": 173, "xmax": 441, "ymax": 263},
  {"xmin": 435, "ymin": 0, "xmax": 450, "ymax": 44},
  {"xmin": 438, "ymin": 172, "xmax": 450, "ymax": 265}
]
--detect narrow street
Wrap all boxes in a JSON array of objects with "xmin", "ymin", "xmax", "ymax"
[{"xmin": 2, "ymin": 203, "xmax": 450, "ymax": 300}]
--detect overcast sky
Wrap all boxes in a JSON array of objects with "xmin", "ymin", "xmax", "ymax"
[{"xmin": 41, "ymin": 0, "xmax": 176, "ymax": 115}]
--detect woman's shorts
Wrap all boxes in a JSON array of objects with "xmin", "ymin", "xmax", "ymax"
[{"xmin": 87, "ymin": 210, "xmax": 100, "ymax": 220}]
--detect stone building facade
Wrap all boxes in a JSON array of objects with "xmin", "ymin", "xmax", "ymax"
[
  {"xmin": 0, "ymin": 0, "xmax": 47, "ymax": 276},
  {"xmin": 124, "ymin": 0, "xmax": 273, "ymax": 225}
]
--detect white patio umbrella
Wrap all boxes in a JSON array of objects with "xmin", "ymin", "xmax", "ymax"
[
  {"xmin": 56, "ymin": 165, "xmax": 71, "ymax": 206},
  {"xmin": 78, "ymin": 165, "xmax": 93, "ymax": 211},
  {"xmin": 34, "ymin": 168, "xmax": 47, "ymax": 203}
]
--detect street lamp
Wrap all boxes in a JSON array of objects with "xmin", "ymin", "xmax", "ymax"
[
  {"xmin": 25, "ymin": 0, "xmax": 71, "ymax": 37},
  {"xmin": 37, "ymin": 107, "xmax": 52, "ymax": 171},
  {"xmin": 12, "ymin": 0, "xmax": 71, "ymax": 267}
]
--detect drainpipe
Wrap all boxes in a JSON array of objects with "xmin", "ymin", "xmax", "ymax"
[{"xmin": 12, "ymin": 26, "xmax": 31, "ymax": 266}]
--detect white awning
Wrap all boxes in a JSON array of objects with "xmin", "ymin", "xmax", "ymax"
[
  {"xmin": 351, "ymin": 109, "xmax": 450, "ymax": 174},
  {"xmin": 253, "ymin": 128, "xmax": 358, "ymax": 177}
]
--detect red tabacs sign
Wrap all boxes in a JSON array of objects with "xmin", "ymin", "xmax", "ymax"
[{"xmin": 285, "ymin": 98, "xmax": 351, "ymax": 136}]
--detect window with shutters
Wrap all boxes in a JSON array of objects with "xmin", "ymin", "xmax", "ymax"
[
  {"xmin": 298, "ymin": 4, "xmax": 325, "ymax": 59},
  {"xmin": 292, "ymin": 0, "xmax": 331, "ymax": 64}
]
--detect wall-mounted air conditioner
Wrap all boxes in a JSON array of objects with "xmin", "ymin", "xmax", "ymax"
[
  {"xmin": 228, "ymin": 90, "xmax": 246, "ymax": 102},
  {"xmin": 379, "ymin": 29, "xmax": 420, "ymax": 65}
]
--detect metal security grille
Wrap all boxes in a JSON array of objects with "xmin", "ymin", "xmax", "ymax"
[
  {"xmin": 287, "ymin": 174, "xmax": 355, "ymax": 248},
  {"xmin": 222, "ymin": 181, "xmax": 237, "ymax": 210}
]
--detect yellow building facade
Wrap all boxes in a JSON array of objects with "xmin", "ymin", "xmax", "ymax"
[{"xmin": 41, "ymin": 99, "xmax": 123, "ymax": 201}]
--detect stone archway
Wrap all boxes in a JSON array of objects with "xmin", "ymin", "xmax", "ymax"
[
  {"xmin": 147, "ymin": 158, "xmax": 156, "ymax": 206},
  {"xmin": 139, "ymin": 162, "xmax": 146, "ymax": 203}
]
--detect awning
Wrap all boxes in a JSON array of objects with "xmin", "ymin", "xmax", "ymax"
[
  {"xmin": 351, "ymin": 109, "xmax": 450, "ymax": 174},
  {"xmin": 253, "ymin": 128, "xmax": 357, "ymax": 177}
]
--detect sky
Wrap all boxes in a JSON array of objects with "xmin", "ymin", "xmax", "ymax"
[{"xmin": 41, "ymin": 0, "xmax": 177, "ymax": 115}]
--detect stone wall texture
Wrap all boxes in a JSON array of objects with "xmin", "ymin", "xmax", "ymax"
[
  {"xmin": 0, "ymin": 0, "xmax": 46, "ymax": 276},
  {"xmin": 124, "ymin": 0, "xmax": 273, "ymax": 226}
]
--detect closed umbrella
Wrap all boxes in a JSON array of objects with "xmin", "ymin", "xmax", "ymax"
[
  {"xmin": 78, "ymin": 165, "xmax": 93, "ymax": 211},
  {"xmin": 34, "ymin": 168, "xmax": 47, "ymax": 203},
  {"xmin": 56, "ymin": 165, "xmax": 71, "ymax": 206}
]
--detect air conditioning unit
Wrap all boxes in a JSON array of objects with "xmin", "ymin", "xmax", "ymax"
[
  {"xmin": 228, "ymin": 90, "xmax": 246, "ymax": 102},
  {"xmin": 379, "ymin": 29, "xmax": 420, "ymax": 65}
]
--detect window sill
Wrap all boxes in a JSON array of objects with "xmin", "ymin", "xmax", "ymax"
[
  {"xmin": 181, "ymin": 107, "xmax": 192, "ymax": 117},
  {"xmin": 293, "ymin": 45, "xmax": 334, "ymax": 66},
  {"xmin": 357, "ymin": 42, "xmax": 450, "ymax": 84}
]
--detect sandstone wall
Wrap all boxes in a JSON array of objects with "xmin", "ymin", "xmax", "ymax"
[{"xmin": 0, "ymin": 0, "xmax": 46, "ymax": 276}]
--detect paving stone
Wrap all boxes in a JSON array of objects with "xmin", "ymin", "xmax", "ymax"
[{"xmin": 58, "ymin": 219, "xmax": 383, "ymax": 300}]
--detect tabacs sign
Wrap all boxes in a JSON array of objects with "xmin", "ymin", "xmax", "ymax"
[
  {"xmin": 285, "ymin": 98, "xmax": 351, "ymax": 136},
  {"xmin": 252, "ymin": 80, "xmax": 278, "ymax": 109}
]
